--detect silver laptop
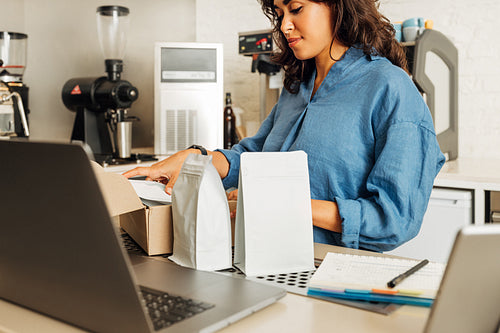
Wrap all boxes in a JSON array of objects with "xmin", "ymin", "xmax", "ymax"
[
  {"xmin": 424, "ymin": 224, "xmax": 500, "ymax": 333},
  {"xmin": 0, "ymin": 140, "xmax": 285, "ymax": 333}
]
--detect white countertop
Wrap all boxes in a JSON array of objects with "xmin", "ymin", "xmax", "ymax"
[
  {"xmin": 434, "ymin": 157, "xmax": 500, "ymax": 223},
  {"xmin": 435, "ymin": 157, "xmax": 500, "ymax": 189},
  {"xmin": 107, "ymin": 151, "xmax": 500, "ymax": 188}
]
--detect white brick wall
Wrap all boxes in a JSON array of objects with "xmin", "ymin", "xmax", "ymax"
[
  {"xmin": 380, "ymin": 0, "xmax": 500, "ymax": 159},
  {"xmin": 197, "ymin": 0, "xmax": 500, "ymax": 159}
]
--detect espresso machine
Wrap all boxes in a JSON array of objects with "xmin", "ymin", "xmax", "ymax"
[
  {"xmin": 62, "ymin": 6, "xmax": 150, "ymax": 165},
  {"xmin": 238, "ymin": 30, "xmax": 281, "ymax": 123},
  {"xmin": 0, "ymin": 31, "xmax": 30, "ymax": 138}
]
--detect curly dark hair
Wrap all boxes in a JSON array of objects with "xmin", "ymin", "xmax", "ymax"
[{"xmin": 259, "ymin": 0, "xmax": 408, "ymax": 93}]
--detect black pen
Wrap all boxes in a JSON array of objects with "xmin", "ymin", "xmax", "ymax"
[{"xmin": 387, "ymin": 259, "xmax": 429, "ymax": 288}]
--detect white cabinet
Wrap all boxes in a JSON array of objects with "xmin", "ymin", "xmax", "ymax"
[{"xmin": 387, "ymin": 188, "xmax": 473, "ymax": 263}]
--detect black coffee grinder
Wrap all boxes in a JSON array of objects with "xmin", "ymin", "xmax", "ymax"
[{"xmin": 62, "ymin": 6, "xmax": 148, "ymax": 165}]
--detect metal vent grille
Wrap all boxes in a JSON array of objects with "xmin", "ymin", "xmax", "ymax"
[{"xmin": 165, "ymin": 109, "xmax": 197, "ymax": 153}]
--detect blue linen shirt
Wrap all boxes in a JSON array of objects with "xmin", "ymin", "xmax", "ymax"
[{"xmin": 219, "ymin": 46, "xmax": 445, "ymax": 252}]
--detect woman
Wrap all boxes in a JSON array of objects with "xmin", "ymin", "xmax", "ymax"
[{"xmin": 124, "ymin": 0, "xmax": 445, "ymax": 252}]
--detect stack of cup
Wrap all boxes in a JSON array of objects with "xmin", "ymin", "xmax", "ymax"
[
  {"xmin": 402, "ymin": 17, "xmax": 426, "ymax": 42},
  {"xmin": 392, "ymin": 22, "xmax": 402, "ymax": 42}
]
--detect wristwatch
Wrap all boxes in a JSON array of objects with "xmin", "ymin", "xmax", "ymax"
[{"xmin": 187, "ymin": 144, "xmax": 207, "ymax": 155}]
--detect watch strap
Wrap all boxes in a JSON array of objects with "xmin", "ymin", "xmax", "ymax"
[{"xmin": 187, "ymin": 144, "xmax": 208, "ymax": 155}]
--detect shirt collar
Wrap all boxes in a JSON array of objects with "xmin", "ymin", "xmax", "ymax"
[{"xmin": 301, "ymin": 45, "xmax": 368, "ymax": 101}]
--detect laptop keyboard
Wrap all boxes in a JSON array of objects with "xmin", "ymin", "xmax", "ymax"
[{"xmin": 140, "ymin": 285, "xmax": 215, "ymax": 331}]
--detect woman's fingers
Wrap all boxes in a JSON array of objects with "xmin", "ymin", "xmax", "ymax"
[
  {"xmin": 165, "ymin": 172, "xmax": 179, "ymax": 195},
  {"xmin": 122, "ymin": 166, "xmax": 150, "ymax": 179},
  {"xmin": 227, "ymin": 189, "xmax": 239, "ymax": 201}
]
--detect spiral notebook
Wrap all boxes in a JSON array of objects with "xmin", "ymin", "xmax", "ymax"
[{"xmin": 307, "ymin": 253, "xmax": 446, "ymax": 307}]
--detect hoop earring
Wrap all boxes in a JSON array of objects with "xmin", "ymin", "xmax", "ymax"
[{"xmin": 329, "ymin": 38, "xmax": 346, "ymax": 62}]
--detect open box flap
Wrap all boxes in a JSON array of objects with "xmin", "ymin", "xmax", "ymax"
[{"xmin": 91, "ymin": 161, "xmax": 144, "ymax": 216}]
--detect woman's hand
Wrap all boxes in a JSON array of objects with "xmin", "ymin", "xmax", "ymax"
[
  {"xmin": 226, "ymin": 189, "xmax": 238, "ymax": 201},
  {"xmin": 226, "ymin": 189, "xmax": 238, "ymax": 218},
  {"xmin": 122, "ymin": 149, "xmax": 192, "ymax": 195},
  {"xmin": 123, "ymin": 149, "xmax": 230, "ymax": 195}
]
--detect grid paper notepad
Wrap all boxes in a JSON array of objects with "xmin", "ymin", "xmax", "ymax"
[{"xmin": 309, "ymin": 252, "xmax": 446, "ymax": 299}]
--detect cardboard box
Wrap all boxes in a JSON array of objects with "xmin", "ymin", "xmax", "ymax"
[
  {"xmin": 92, "ymin": 162, "xmax": 237, "ymax": 255},
  {"xmin": 92, "ymin": 162, "xmax": 173, "ymax": 255}
]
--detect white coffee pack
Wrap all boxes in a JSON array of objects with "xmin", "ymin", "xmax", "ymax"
[{"xmin": 170, "ymin": 153, "xmax": 232, "ymax": 271}]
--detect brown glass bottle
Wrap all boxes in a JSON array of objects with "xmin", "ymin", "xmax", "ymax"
[{"xmin": 223, "ymin": 92, "xmax": 236, "ymax": 149}]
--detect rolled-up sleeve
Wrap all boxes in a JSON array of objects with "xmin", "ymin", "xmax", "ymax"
[{"xmin": 336, "ymin": 120, "xmax": 445, "ymax": 252}]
